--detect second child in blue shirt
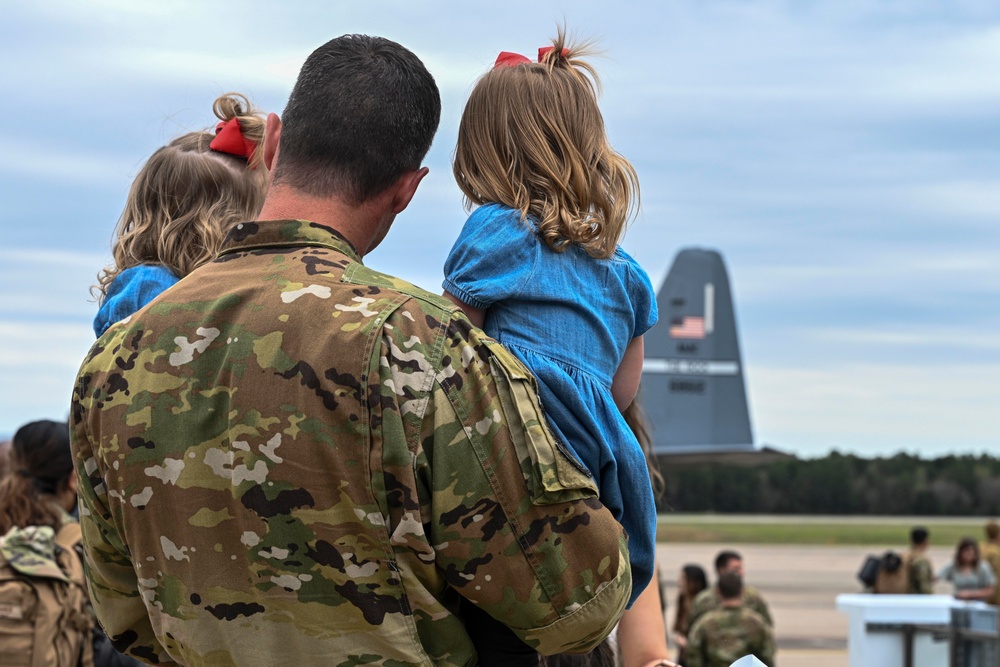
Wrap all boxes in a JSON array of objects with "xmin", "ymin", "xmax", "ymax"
[{"xmin": 93, "ymin": 93, "xmax": 268, "ymax": 337}]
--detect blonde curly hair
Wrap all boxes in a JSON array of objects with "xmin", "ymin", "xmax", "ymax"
[
  {"xmin": 453, "ymin": 29, "xmax": 639, "ymax": 259},
  {"xmin": 95, "ymin": 93, "xmax": 268, "ymax": 299}
]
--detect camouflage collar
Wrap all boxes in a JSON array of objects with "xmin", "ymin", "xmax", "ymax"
[{"xmin": 219, "ymin": 220, "xmax": 362, "ymax": 263}]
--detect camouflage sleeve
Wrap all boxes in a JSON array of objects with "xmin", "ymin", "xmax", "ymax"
[
  {"xmin": 913, "ymin": 559, "xmax": 934, "ymax": 594},
  {"xmin": 757, "ymin": 624, "xmax": 776, "ymax": 667},
  {"xmin": 415, "ymin": 317, "xmax": 631, "ymax": 655},
  {"xmin": 685, "ymin": 619, "xmax": 705, "ymax": 667},
  {"xmin": 686, "ymin": 589, "xmax": 712, "ymax": 631},
  {"xmin": 72, "ymin": 359, "xmax": 178, "ymax": 666},
  {"xmin": 749, "ymin": 590, "xmax": 773, "ymax": 626}
]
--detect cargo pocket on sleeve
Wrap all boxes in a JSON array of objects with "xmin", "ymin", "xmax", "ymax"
[{"xmin": 486, "ymin": 341, "xmax": 599, "ymax": 505}]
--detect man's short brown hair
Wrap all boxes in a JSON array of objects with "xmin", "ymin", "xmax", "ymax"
[
  {"xmin": 274, "ymin": 34, "xmax": 440, "ymax": 203},
  {"xmin": 986, "ymin": 520, "xmax": 1000, "ymax": 541},
  {"xmin": 718, "ymin": 572, "xmax": 744, "ymax": 601}
]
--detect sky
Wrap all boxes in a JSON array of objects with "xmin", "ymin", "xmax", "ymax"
[{"xmin": 1, "ymin": 0, "xmax": 998, "ymax": 459}]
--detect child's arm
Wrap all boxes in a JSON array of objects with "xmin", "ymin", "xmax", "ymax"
[
  {"xmin": 611, "ymin": 336, "xmax": 644, "ymax": 411},
  {"xmin": 444, "ymin": 290, "xmax": 486, "ymax": 329},
  {"xmin": 617, "ymin": 564, "xmax": 675, "ymax": 667}
]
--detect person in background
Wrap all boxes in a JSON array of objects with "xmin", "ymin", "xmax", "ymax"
[
  {"xmin": 688, "ymin": 550, "xmax": 772, "ymax": 631},
  {"xmin": 906, "ymin": 526, "xmax": 934, "ymax": 594},
  {"xmin": 0, "ymin": 438, "xmax": 11, "ymax": 479},
  {"xmin": 872, "ymin": 550, "xmax": 908, "ymax": 594},
  {"xmin": 979, "ymin": 520, "xmax": 1000, "ymax": 605},
  {"xmin": 0, "ymin": 420, "xmax": 139, "ymax": 666},
  {"xmin": 938, "ymin": 537, "xmax": 997, "ymax": 602},
  {"xmin": 0, "ymin": 420, "xmax": 79, "ymax": 540},
  {"xmin": 92, "ymin": 92, "xmax": 267, "ymax": 337},
  {"xmin": 686, "ymin": 573, "xmax": 774, "ymax": 667},
  {"xmin": 672, "ymin": 564, "xmax": 709, "ymax": 666}
]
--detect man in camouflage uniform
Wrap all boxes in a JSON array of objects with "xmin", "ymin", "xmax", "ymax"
[
  {"xmin": 70, "ymin": 35, "xmax": 631, "ymax": 666},
  {"xmin": 686, "ymin": 573, "xmax": 774, "ymax": 667},
  {"xmin": 906, "ymin": 526, "xmax": 934, "ymax": 594},
  {"xmin": 978, "ymin": 521, "xmax": 1000, "ymax": 605},
  {"xmin": 688, "ymin": 550, "xmax": 771, "ymax": 631}
]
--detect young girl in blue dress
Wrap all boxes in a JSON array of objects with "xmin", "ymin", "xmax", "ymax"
[
  {"xmin": 93, "ymin": 93, "xmax": 268, "ymax": 337},
  {"xmin": 443, "ymin": 31, "xmax": 659, "ymax": 663}
]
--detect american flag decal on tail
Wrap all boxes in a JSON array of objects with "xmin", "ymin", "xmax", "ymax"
[{"xmin": 669, "ymin": 316, "xmax": 705, "ymax": 339}]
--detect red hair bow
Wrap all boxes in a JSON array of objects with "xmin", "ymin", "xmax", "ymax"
[
  {"xmin": 210, "ymin": 118, "xmax": 256, "ymax": 160},
  {"xmin": 494, "ymin": 47, "xmax": 569, "ymax": 68}
]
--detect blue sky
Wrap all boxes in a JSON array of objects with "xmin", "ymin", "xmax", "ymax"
[{"xmin": 1, "ymin": 0, "xmax": 998, "ymax": 458}]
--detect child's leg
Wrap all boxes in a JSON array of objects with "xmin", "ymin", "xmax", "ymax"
[{"xmin": 460, "ymin": 597, "xmax": 540, "ymax": 666}]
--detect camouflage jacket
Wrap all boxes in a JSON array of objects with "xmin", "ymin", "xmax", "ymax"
[
  {"xmin": 686, "ymin": 605, "xmax": 774, "ymax": 667},
  {"xmin": 71, "ymin": 220, "xmax": 631, "ymax": 667},
  {"xmin": 980, "ymin": 542, "xmax": 1000, "ymax": 604},
  {"xmin": 907, "ymin": 551, "xmax": 934, "ymax": 594},
  {"xmin": 688, "ymin": 584, "xmax": 772, "ymax": 630}
]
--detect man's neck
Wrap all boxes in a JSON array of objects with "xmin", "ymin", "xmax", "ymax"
[
  {"xmin": 257, "ymin": 184, "xmax": 386, "ymax": 257},
  {"xmin": 721, "ymin": 599, "xmax": 742, "ymax": 609}
]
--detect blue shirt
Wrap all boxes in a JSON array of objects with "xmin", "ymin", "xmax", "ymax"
[
  {"xmin": 93, "ymin": 264, "xmax": 178, "ymax": 338},
  {"xmin": 444, "ymin": 203, "xmax": 658, "ymax": 605}
]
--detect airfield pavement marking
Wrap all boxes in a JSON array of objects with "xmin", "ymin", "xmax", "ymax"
[{"xmin": 655, "ymin": 542, "xmax": 958, "ymax": 667}]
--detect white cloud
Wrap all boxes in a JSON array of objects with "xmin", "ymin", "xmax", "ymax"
[
  {"xmin": 750, "ymin": 362, "xmax": 1000, "ymax": 457},
  {"xmin": 904, "ymin": 181, "xmax": 1000, "ymax": 221},
  {"xmin": 735, "ymin": 248, "xmax": 1000, "ymax": 304},
  {"xmin": 0, "ymin": 321, "xmax": 95, "ymax": 433},
  {"xmin": 807, "ymin": 327, "xmax": 1000, "ymax": 352},
  {"xmin": 0, "ymin": 248, "xmax": 106, "ymax": 319},
  {"xmin": 0, "ymin": 136, "xmax": 135, "ymax": 187}
]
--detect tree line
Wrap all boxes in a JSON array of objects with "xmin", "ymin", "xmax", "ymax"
[{"xmin": 656, "ymin": 452, "xmax": 1000, "ymax": 515}]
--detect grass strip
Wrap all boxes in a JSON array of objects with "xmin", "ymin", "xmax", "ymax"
[{"xmin": 657, "ymin": 519, "xmax": 984, "ymax": 546}]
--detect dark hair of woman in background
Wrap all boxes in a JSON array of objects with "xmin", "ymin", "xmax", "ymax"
[{"xmin": 0, "ymin": 419, "xmax": 77, "ymax": 534}]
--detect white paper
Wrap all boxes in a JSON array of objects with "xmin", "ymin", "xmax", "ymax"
[{"xmin": 729, "ymin": 657, "xmax": 767, "ymax": 667}]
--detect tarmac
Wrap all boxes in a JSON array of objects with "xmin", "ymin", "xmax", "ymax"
[{"xmin": 656, "ymin": 542, "xmax": 956, "ymax": 667}]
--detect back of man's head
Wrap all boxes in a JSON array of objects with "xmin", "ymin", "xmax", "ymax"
[
  {"xmin": 274, "ymin": 34, "xmax": 441, "ymax": 204},
  {"xmin": 986, "ymin": 520, "xmax": 1000, "ymax": 542},
  {"xmin": 715, "ymin": 550, "xmax": 742, "ymax": 575},
  {"xmin": 718, "ymin": 572, "xmax": 743, "ymax": 601},
  {"xmin": 911, "ymin": 526, "xmax": 929, "ymax": 547}
]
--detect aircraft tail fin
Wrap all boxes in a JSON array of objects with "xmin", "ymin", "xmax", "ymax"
[{"xmin": 641, "ymin": 248, "xmax": 754, "ymax": 454}]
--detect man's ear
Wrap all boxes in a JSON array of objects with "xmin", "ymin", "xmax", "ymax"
[
  {"xmin": 390, "ymin": 167, "xmax": 430, "ymax": 214},
  {"xmin": 263, "ymin": 113, "xmax": 282, "ymax": 172}
]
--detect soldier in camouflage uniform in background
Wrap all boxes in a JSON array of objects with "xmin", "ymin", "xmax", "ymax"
[
  {"xmin": 687, "ymin": 550, "xmax": 772, "ymax": 632},
  {"xmin": 980, "ymin": 521, "xmax": 1000, "ymax": 605},
  {"xmin": 686, "ymin": 573, "xmax": 774, "ymax": 667},
  {"xmin": 906, "ymin": 526, "xmax": 934, "ymax": 594},
  {"xmin": 70, "ymin": 34, "xmax": 631, "ymax": 667}
]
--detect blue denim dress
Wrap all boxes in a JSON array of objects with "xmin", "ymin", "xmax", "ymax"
[
  {"xmin": 93, "ymin": 264, "xmax": 178, "ymax": 337},
  {"xmin": 444, "ymin": 203, "xmax": 658, "ymax": 606}
]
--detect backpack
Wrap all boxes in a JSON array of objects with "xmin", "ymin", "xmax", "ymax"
[
  {"xmin": 872, "ymin": 550, "xmax": 909, "ymax": 594},
  {"xmin": 0, "ymin": 522, "xmax": 95, "ymax": 667},
  {"xmin": 858, "ymin": 554, "xmax": 881, "ymax": 588}
]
